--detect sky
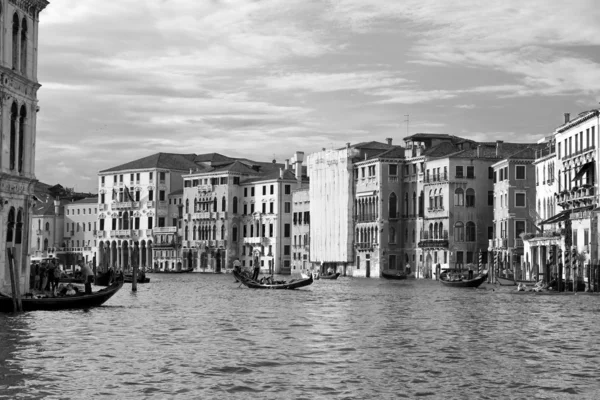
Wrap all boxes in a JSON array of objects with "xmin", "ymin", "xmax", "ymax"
[{"xmin": 35, "ymin": 0, "xmax": 600, "ymax": 192}]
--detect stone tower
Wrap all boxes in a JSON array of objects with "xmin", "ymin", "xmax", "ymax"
[{"xmin": 0, "ymin": 0, "xmax": 49, "ymax": 293}]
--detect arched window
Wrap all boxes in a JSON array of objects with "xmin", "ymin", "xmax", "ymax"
[
  {"xmin": 20, "ymin": 18, "xmax": 27, "ymax": 75},
  {"xmin": 16, "ymin": 210, "xmax": 23, "ymax": 244},
  {"xmin": 232, "ymin": 197, "xmax": 238, "ymax": 214},
  {"xmin": 9, "ymin": 102, "xmax": 17, "ymax": 171},
  {"xmin": 389, "ymin": 227, "xmax": 396, "ymax": 243},
  {"xmin": 232, "ymin": 225, "xmax": 238, "ymax": 242},
  {"xmin": 439, "ymin": 191, "xmax": 444, "ymax": 209},
  {"xmin": 455, "ymin": 188, "xmax": 464, "ymax": 206},
  {"xmin": 403, "ymin": 193, "xmax": 408, "ymax": 216},
  {"xmin": 221, "ymin": 225, "xmax": 225, "ymax": 240},
  {"xmin": 12, "ymin": 13, "xmax": 19, "ymax": 70},
  {"xmin": 428, "ymin": 223, "xmax": 433, "ymax": 239},
  {"xmin": 438, "ymin": 222, "xmax": 443, "ymax": 239},
  {"xmin": 36, "ymin": 237, "xmax": 40, "ymax": 250},
  {"xmin": 466, "ymin": 188, "xmax": 475, "ymax": 207},
  {"xmin": 192, "ymin": 226, "xmax": 197, "ymax": 240},
  {"xmin": 454, "ymin": 221, "xmax": 465, "ymax": 242},
  {"xmin": 185, "ymin": 199, "xmax": 189, "ymax": 213},
  {"xmin": 221, "ymin": 196, "xmax": 226, "ymax": 212},
  {"xmin": 45, "ymin": 222, "xmax": 50, "ymax": 231},
  {"xmin": 433, "ymin": 189, "xmax": 438, "ymax": 209},
  {"xmin": 412, "ymin": 192, "xmax": 417, "ymax": 215},
  {"xmin": 194, "ymin": 198, "xmax": 198, "ymax": 212},
  {"xmin": 43, "ymin": 238, "xmax": 48, "ymax": 251},
  {"xmin": 433, "ymin": 222, "xmax": 438, "ymax": 239},
  {"xmin": 429, "ymin": 190, "xmax": 433, "ymax": 209},
  {"xmin": 466, "ymin": 222, "xmax": 476, "ymax": 242},
  {"xmin": 122, "ymin": 211, "xmax": 129, "ymax": 230},
  {"xmin": 212, "ymin": 225, "xmax": 217, "ymax": 240},
  {"xmin": 389, "ymin": 192, "xmax": 398, "ymax": 218},
  {"xmin": 184, "ymin": 226, "xmax": 189, "ymax": 240},
  {"xmin": 213, "ymin": 197, "xmax": 217, "ymax": 212}
]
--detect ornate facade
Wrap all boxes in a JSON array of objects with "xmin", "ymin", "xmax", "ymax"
[{"xmin": 0, "ymin": 0, "xmax": 48, "ymax": 293}]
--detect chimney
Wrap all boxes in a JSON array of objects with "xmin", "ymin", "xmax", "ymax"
[
  {"xmin": 294, "ymin": 151, "xmax": 304, "ymax": 181},
  {"xmin": 477, "ymin": 145, "xmax": 482, "ymax": 158},
  {"xmin": 564, "ymin": 113, "xmax": 570, "ymax": 124},
  {"xmin": 189, "ymin": 168, "xmax": 192, "ymax": 174},
  {"xmin": 496, "ymin": 140, "xmax": 504, "ymax": 157},
  {"xmin": 386, "ymin": 137, "xmax": 393, "ymax": 145},
  {"xmin": 346, "ymin": 142, "xmax": 350, "ymax": 149},
  {"xmin": 279, "ymin": 168, "xmax": 284, "ymax": 179},
  {"xmin": 285, "ymin": 159, "xmax": 289, "ymax": 169}
]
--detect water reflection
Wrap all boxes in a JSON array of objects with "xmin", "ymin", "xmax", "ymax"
[{"xmin": 1, "ymin": 275, "xmax": 600, "ymax": 399}]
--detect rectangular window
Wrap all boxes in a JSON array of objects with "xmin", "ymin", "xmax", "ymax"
[
  {"xmin": 515, "ymin": 165, "xmax": 526, "ymax": 180},
  {"xmin": 149, "ymin": 190, "xmax": 154, "ymax": 201},
  {"xmin": 130, "ymin": 173, "xmax": 134, "ymax": 182},
  {"xmin": 101, "ymin": 176, "xmax": 105, "ymax": 184},
  {"xmin": 270, "ymin": 185, "xmax": 274, "ymax": 195},
  {"xmin": 488, "ymin": 191, "xmax": 494, "ymax": 206},
  {"xmin": 251, "ymin": 187, "xmax": 255, "ymax": 196},
  {"xmin": 269, "ymin": 223, "xmax": 273, "ymax": 237},
  {"xmin": 100, "ymin": 194, "xmax": 105, "ymax": 204},
  {"xmin": 284, "ymin": 202, "xmax": 291, "ymax": 213},
  {"xmin": 456, "ymin": 166, "xmax": 463, "ymax": 178},
  {"xmin": 456, "ymin": 251, "xmax": 464, "ymax": 266},
  {"xmin": 269, "ymin": 203, "xmax": 274, "ymax": 213},
  {"xmin": 119, "ymin": 174, "xmax": 123, "ymax": 182},
  {"xmin": 586, "ymin": 128, "xmax": 590, "ymax": 149},
  {"xmin": 488, "ymin": 226, "xmax": 493, "ymax": 239},
  {"xmin": 159, "ymin": 191, "xmax": 166, "ymax": 201},
  {"xmin": 466, "ymin": 252, "xmax": 473, "ymax": 264},
  {"xmin": 114, "ymin": 175, "xmax": 117, "ymax": 183},
  {"xmin": 158, "ymin": 217, "xmax": 165, "ymax": 227},
  {"xmin": 285, "ymin": 185, "xmax": 291, "ymax": 195},
  {"xmin": 284, "ymin": 224, "xmax": 291, "ymax": 237},
  {"xmin": 593, "ymin": 126, "xmax": 596, "ymax": 147},
  {"xmin": 262, "ymin": 186, "xmax": 267, "ymax": 195},
  {"xmin": 573, "ymin": 229, "xmax": 578, "ymax": 247},
  {"xmin": 558, "ymin": 142, "xmax": 562, "ymax": 160},
  {"xmin": 515, "ymin": 220, "xmax": 525, "ymax": 237},
  {"xmin": 262, "ymin": 203, "xmax": 266, "ymax": 214},
  {"xmin": 488, "ymin": 167, "xmax": 493, "ymax": 179},
  {"xmin": 250, "ymin": 203, "xmax": 255, "ymax": 213},
  {"xmin": 159, "ymin": 172, "xmax": 166, "ymax": 182},
  {"xmin": 389, "ymin": 164, "xmax": 398, "ymax": 176},
  {"xmin": 362, "ymin": 167, "xmax": 366, "ymax": 178},
  {"xmin": 148, "ymin": 217, "xmax": 153, "ymax": 228},
  {"xmin": 584, "ymin": 228, "xmax": 589, "ymax": 247},
  {"xmin": 515, "ymin": 192, "xmax": 526, "ymax": 207},
  {"xmin": 244, "ymin": 188, "xmax": 248, "ymax": 197},
  {"xmin": 243, "ymin": 204, "xmax": 247, "ymax": 215},
  {"xmin": 284, "ymin": 245, "xmax": 290, "ymax": 256},
  {"xmin": 466, "ymin": 166, "xmax": 474, "ymax": 178}
]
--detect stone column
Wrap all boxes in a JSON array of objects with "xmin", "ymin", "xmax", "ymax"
[
  {"xmin": 138, "ymin": 244, "xmax": 143, "ymax": 271},
  {"xmin": 119, "ymin": 245, "xmax": 124, "ymax": 271},
  {"xmin": 108, "ymin": 243, "xmax": 113, "ymax": 269}
]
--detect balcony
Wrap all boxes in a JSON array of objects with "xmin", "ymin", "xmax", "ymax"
[
  {"xmin": 147, "ymin": 201, "xmax": 155, "ymax": 208},
  {"xmin": 355, "ymin": 214, "xmax": 377, "ymax": 222},
  {"xmin": 113, "ymin": 230, "xmax": 131, "ymax": 238},
  {"xmin": 514, "ymin": 238, "xmax": 523, "ymax": 248},
  {"xmin": 418, "ymin": 230, "xmax": 449, "ymax": 248},
  {"xmin": 355, "ymin": 242, "xmax": 375, "ymax": 251},
  {"xmin": 243, "ymin": 237, "xmax": 268, "ymax": 245},
  {"xmin": 154, "ymin": 226, "xmax": 178, "ymax": 234},
  {"xmin": 113, "ymin": 202, "xmax": 132, "ymax": 210},
  {"xmin": 198, "ymin": 184, "xmax": 213, "ymax": 193},
  {"xmin": 556, "ymin": 186, "xmax": 595, "ymax": 207},
  {"xmin": 145, "ymin": 229, "xmax": 153, "ymax": 236},
  {"xmin": 217, "ymin": 240, "xmax": 227, "ymax": 248}
]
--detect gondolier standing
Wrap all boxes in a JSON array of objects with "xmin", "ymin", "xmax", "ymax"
[{"xmin": 80, "ymin": 262, "xmax": 94, "ymax": 294}]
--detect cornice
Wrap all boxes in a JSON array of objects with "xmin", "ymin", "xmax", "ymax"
[{"xmin": 555, "ymin": 110, "xmax": 599, "ymax": 134}]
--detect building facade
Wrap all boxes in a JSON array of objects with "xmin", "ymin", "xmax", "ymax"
[
  {"xmin": 0, "ymin": 0, "xmax": 49, "ymax": 294},
  {"xmin": 291, "ymin": 187, "xmax": 310, "ymax": 274},
  {"xmin": 62, "ymin": 197, "xmax": 99, "ymax": 269}
]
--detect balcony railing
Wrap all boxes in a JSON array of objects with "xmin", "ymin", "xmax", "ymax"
[
  {"xmin": 154, "ymin": 226, "xmax": 178, "ymax": 234},
  {"xmin": 514, "ymin": 238, "xmax": 523, "ymax": 248},
  {"xmin": 420, "ymin": 230, "xmax": 449, "ymax": 240},
  {"xmin": 198, "ymin": 185, "xmax": 213, "ymax": 192},
  {"xmin": 113, "ymin": 202, "xmax": 132, "ymax": 210},
  {"xmin": 355, "ymin": 242, "xmax": 375, "ymax": 250},
  {"xmin": 147, "ymin": 201, "xmax": 155, "ymax": 208}
]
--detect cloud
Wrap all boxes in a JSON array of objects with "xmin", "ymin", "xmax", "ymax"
[{"xmin": 251, "ymin": 71, "xmax": 407, "ymax": 92}]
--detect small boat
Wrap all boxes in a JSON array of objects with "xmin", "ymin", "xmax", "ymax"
[
  {"xmin": 381, "ymin": 270, "xmax": 407, "ymax": 280},
  {"xmin": 154, "ymin": 267, "xmax": 195, "ymax": 273},
  {"xmin": 497, "ymin": 275, "xmax": 536, "ymax": 286},
  {"xmin": 439, "ymin": 271, "xmax": 487, "ymax": 288},
  {"xmin": 319, "ymin": 272, "xmax": 340, "ymax": 280},
  {"xmin": 0, "ymin": 279, "xmax": 124, "ymax": 313},
  {"xmin": 233, "ymin": 270, "xmax": 313, "ymax": 290}
]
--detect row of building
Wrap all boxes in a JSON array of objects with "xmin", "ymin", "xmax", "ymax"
[{"xmin": 26, "ymin": 110, "xmax": 600, "ymax": 287}]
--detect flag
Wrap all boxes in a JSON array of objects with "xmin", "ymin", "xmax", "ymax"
[{"xmin": 125, "ymin": 186, "xmax": 134, "ymax": 202}]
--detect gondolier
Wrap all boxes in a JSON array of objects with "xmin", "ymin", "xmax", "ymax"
[{"xmin": 80, "ymin": 262, "xmax": 94, "ymax": 295}]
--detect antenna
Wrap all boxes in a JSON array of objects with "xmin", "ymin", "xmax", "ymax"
[{"xmin": 404, "ymin": 114, "xmax": 410, "ymax": 137}]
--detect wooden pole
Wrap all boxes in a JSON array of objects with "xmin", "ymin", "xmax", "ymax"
[
  {"xmin": 6, "ymin": 247, "xmax": 22, "ymax": 312},
  {"xmin": 132, "ymin": 261, "xmax": 137, "ymax": 292}
]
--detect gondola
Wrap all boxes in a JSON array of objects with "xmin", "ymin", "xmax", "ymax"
[
  {"xmin": 319, "ymin": 272, "xmax": 340, "ymax": 280},
  {"xmin": 233, "ymin": 270, "xmax": 313, "ymax": 290},
  {"xmin": 154, "ymin": 267, "xmax": 195, "ymax": 273},
  {"xmin": 439, "ymin": 271, "xmax": 487, "ymax": 288},
  {"xmin": 381, "ymin": 270, "xmax": 407, "ymax": 280},
  {"xmin": 0, "ymin": 279, "xmax": 124, "ymax": 312},
  {"xmin": 497, "ymin": 275, "xmax": 536, "ymax": 286}
]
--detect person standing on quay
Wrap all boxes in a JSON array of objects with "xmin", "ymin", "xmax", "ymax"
[{"xmin": 80, "ymin": 262, "xmax": 94, "ymax": 294}]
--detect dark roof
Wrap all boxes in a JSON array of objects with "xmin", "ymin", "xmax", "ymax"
[
  {"xmin": 404, "ymin": 133, "xmax": 457, "ymax": 141},
  {"xmin": 422, "ymin": 142, "xmax": 463, "ymax": 158},
  {"xmin": 364, "ymin": 146, "xmax": 405, "ymax": 160},
  {"xmin": 32, "ymin": 192, "xmax": 56, "ymax": 216},
  {"xmin": 100, "ymin": 153, "xmax": 200, "ymax": 173},
  {"xmin": 170, "ymin": 189, "xmax": 184, "ymax": 196},
  {"xmin": 204, "ymin": 160, "xmax": 262, "ymax": 175},
  {"xmin": 194, "ymin": 153, "xmax": 234, "ymax": 164},
  {"xmin": 350, "ymin": 141, "xmax": 395, "ymax": 151}
]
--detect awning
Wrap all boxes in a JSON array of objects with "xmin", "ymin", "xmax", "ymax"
[
  {"xmin": 540, "ymin": 210, "xmax": 570, "ymax": 225},
  {"xmin": 572, "ymin": 162, "xmax": 594, "ymax": 181}
]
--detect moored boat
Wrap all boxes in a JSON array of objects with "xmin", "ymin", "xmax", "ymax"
[
  {"xmin": 0, "ymin": 279, "xmax": 124, "ymax": 312},
  {"xmin": 233, "ymin": 270, "xmax": 313, "ymax": 290},
  {"xmin": 381, "ymin": 270, "xmax": 407, "ymax": 280},
  {"xmin": 439, "ymin": 271, "xmax": 487, "ymax": 288},
  {"xmin": 319, "ymin": 272, "xmax": 340, "ymax": 280},
  {"xmin": 497, "ymin": 275, "xmax": 537, "ymax": 286}
]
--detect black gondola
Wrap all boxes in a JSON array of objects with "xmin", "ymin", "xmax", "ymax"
[
  {"xmin": 381, "ymin": 270, "xmax": 407, "ymax": 280},
  {"xmin": 439, "ymin": 271, "xmax": 487, "ymax": 288},
  {"xmin": 319, "ymin": 272, "xmax": 340, "ymax": 280},
  {"xmin": 233, "ymin": 270, "xmax": 313, "ymax": 290},
  {"xmin": 0, "ymin": 279, "xmax": 124, "ymax": 313}
]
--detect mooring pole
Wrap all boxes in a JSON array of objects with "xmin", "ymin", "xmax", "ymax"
[{"xmin": 132, "ymin": 263, "xmax": 138, "ymax": 292}]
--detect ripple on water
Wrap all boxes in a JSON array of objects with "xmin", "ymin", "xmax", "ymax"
[{"xmin": 2, "ymin": 276, "xmax": 600, "ymax": 399}]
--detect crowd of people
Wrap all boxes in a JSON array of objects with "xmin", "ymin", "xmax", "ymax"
[{"xmin": 29, "ymin": 259, "xmax": 95, "ymax": 296}]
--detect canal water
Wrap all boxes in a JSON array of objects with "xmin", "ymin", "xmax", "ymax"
[{"xmin": 1, "ymin": 274, "xmax": 600, "ymax": 399}]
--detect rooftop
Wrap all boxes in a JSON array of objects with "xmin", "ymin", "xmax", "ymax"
[{"xmin": 100, "ymin": 152, "xmax": 201, "ymax": 173}]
